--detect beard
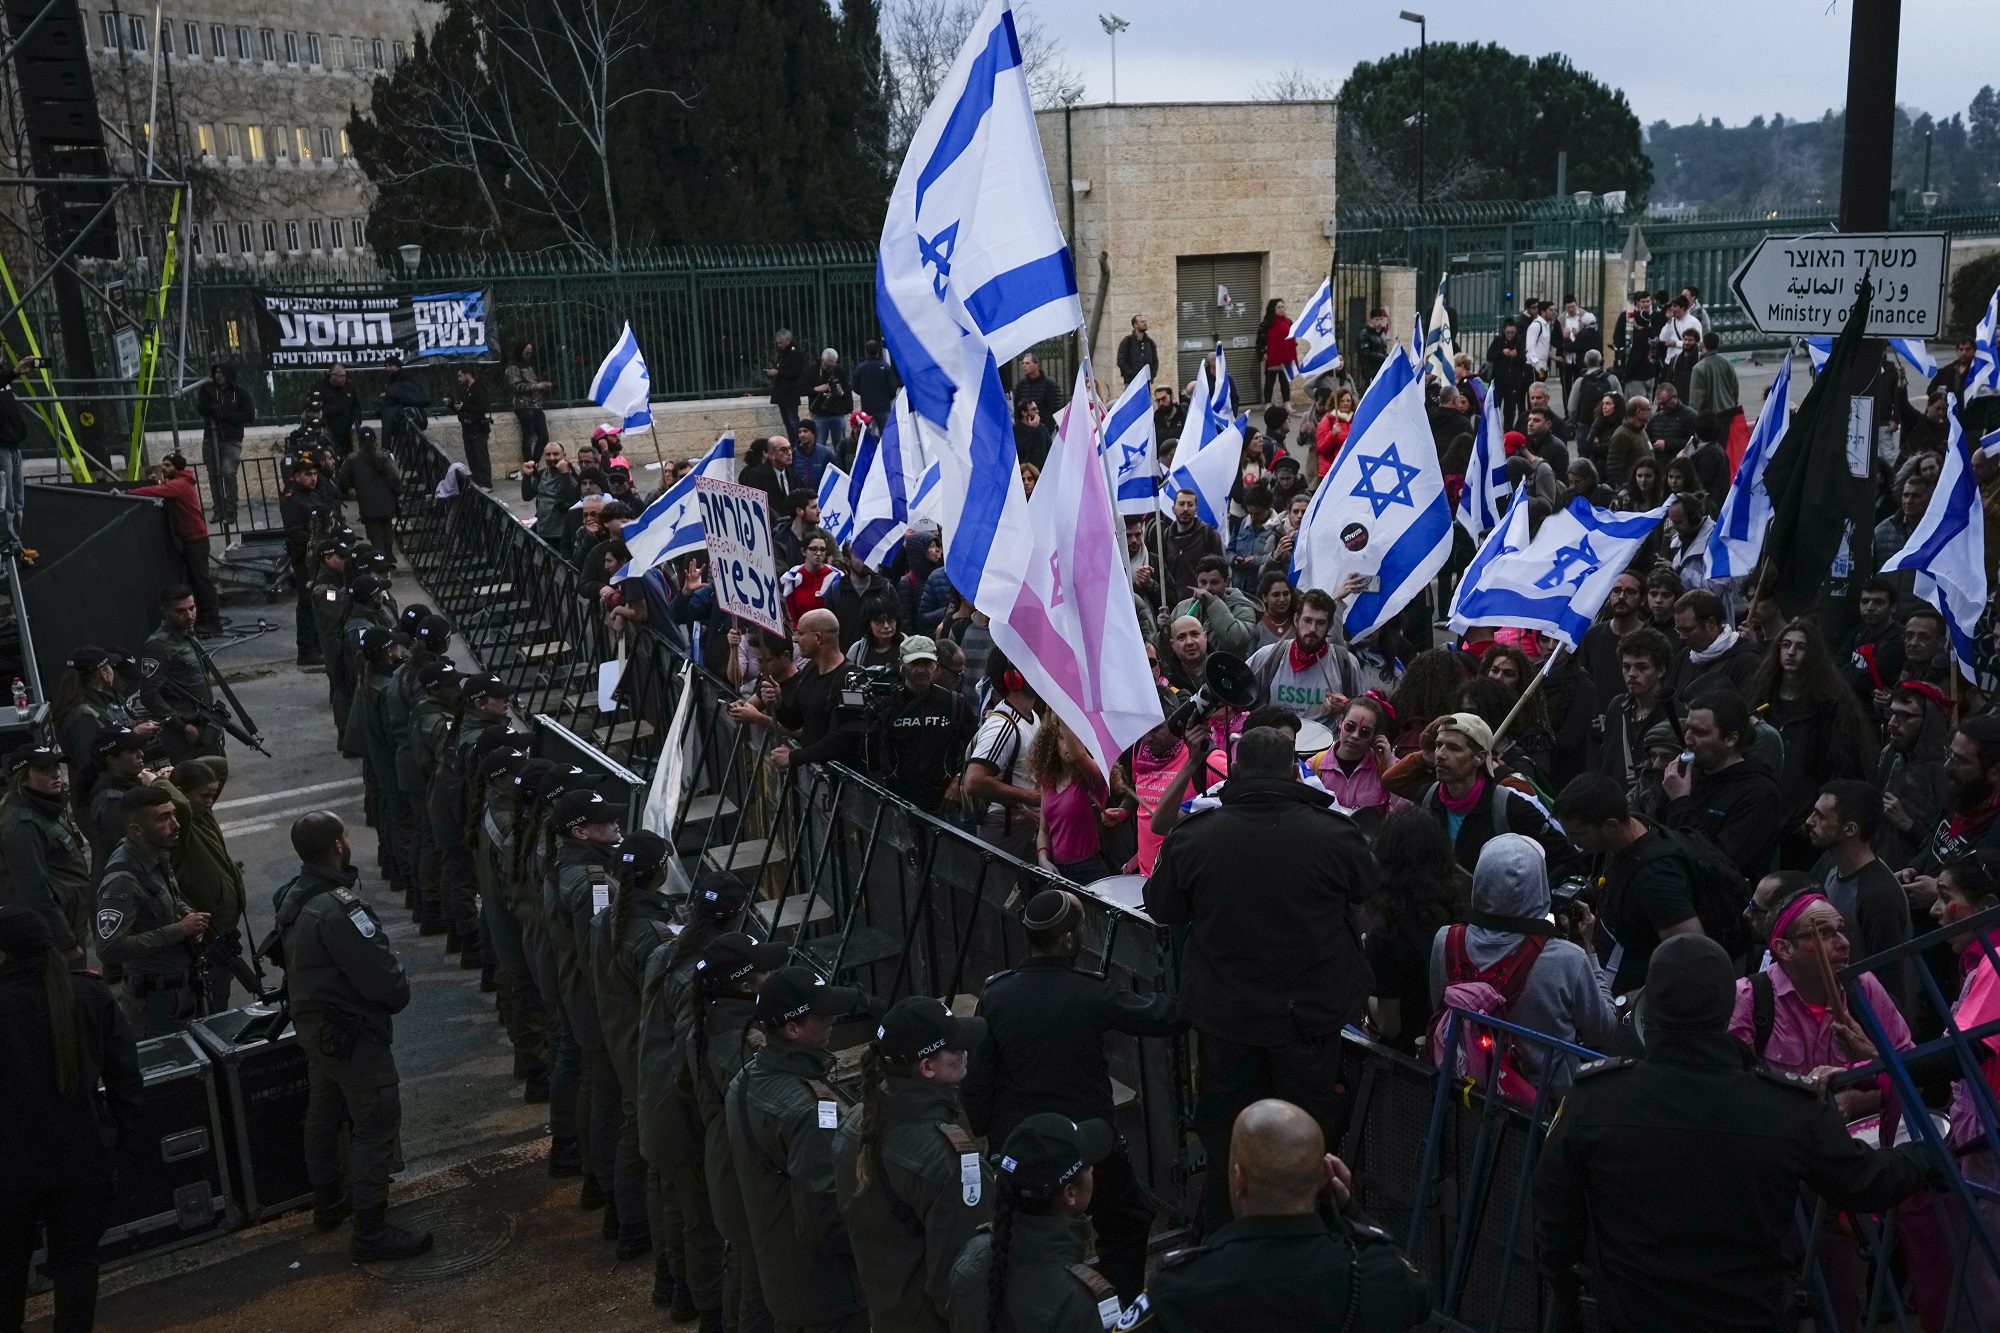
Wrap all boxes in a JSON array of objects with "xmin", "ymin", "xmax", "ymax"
[{"xmin": 1949, "ymin": 777, "xmax": 1996, "ymax": 815}]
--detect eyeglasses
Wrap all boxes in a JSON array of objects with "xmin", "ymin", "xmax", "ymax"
[{"xmin": 1786, "ymin": 922, "xmax": 1847, "ymax": 944}]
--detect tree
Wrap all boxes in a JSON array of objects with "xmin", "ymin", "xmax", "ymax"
[
  {"xmin": 1253, "ymin": 67, "xmax": 1338, "ymax": 102},
  {"xmin": 351, "ymin": 0, "xmax": 893, "ymax": 259},
  {"xmin": 1335, "ymin": 43, "xmax": 1652, "ymax": 210},
  {"xmin": 882, "ymin": 0, "xmax": 1080, "ymax": 157}
]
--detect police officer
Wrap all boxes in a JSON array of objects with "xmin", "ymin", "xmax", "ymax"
[
  {"xmin": 348, "ymin": 627, "xmax": 411, "ymax": 903},
  {"xmin": 524, "ymin": 764, "xmax": 589, "ymax": 1177},
  {"xmin": 331, "ymin": 571, "xmax": 395, "ymax": 756},
  {"xmin": 282, "ymin": 452, "xmax": 340, "ymax": 666},
  {"xmin": 270, "ymin": 810, "xmax": 431, "ymax": 1261},
  {"xmin": 1534, "ymin": 934, "xmax": 1939, "ymax": 1331},
  {"xmin": 548, "ymin": 787, "xmax": 624, "ymax": 1225},
  {"xmin": 476, "ymin": 745, "xmax": 547, "ymax": 1093},
  {"xmin": 139, "ymin": 583, "xmax": 220, "ymax": 762},
  {"xmin": 1121, "ymin": 1099, "xmax": 1430, "ymax": 1331},
  {"xmin": 405, "ymin": 660, "xmax": 460, "ymax": 936},
  {"xmin": 948, "ymin": 1114, "xmax": 1124, "ymax": 1333},
  {"xmin": 728, "ymin": 964, "xmax": 870, "ymax": 1333},
  {"xmin": 383, "ymin": 621, "xmax": 450, "ymax": 914},
  {"xmin": 434, "ymin": 673, "xmax": 515, "ymax": 967},
  {"xmin": 0, "ymin": 746, "xmax": 94, "ymax": 962},
  {"xmin": 54, "ymin": 645, "xmax": 159, "ymax": 779},
  {"xmin": 965, "ymin": 888, "xmax": 1181, "ymax": 1302},
  {"xmin": 310, "ymin": 540, "xmax": 356, "ymax": 730},
  {"xmin": 835, "ymin": 995, "xmax": 992, "ymax": 1333},
  {"xmin": 588, "ymin": 828, "xmax": 677, "ymax": 1260},
  {"xmin": 95, "ymin": 785, "xmax": 205, "ymax": 1035},
  {"xmin": 83, "ymin": 728, "xmax": 152, "ymax": 868}
]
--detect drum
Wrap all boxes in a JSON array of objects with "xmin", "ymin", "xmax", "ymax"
[
  {"xmin": 1294, "ymin": 719, "xmax": 1333, "ymax": 755},
  {"xmin": 1082, "ymin": 873, "xmax": 1151, "ymax": 919}
]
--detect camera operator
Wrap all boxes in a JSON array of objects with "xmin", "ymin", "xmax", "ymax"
[
  {"xmin": 1553, "ymin": 773, "xmax": 1701, "ymax": 994},
  {"xmin": 768, "ymin": 608, "xmax": 851, "ymax": 773},
  {"xmin": 876, "ymin": 636, "xmax": 975, "ymax": 813}
]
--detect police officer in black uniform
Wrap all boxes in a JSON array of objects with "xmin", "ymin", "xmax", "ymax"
[
  {"xmin": 435, "ymin": 672, "xmax": 515, "ymax": 968},
  {"xmin": 282, "ymin": 452, "xmax": 341, "ymax": 666},
  {"xmin": 949, "ymin": 1114, "xmax": 1126, "ymax": 1333},
  {"xmin": 94, "ymin": 785, "xmax": 205, "ymax": 1035},
  {"xmin": 834, "ymin": 995, "xmax": 992, "ymax": 1332},
  {"xmin": 964, "ymin": 888, "xmax": 1181, "ymax": 1302},
  {"xmin": 1121, "ymin": 1098, "xmax": 1429, "ymax": 1332},
  {"xmin": 0, "ymin": 745, "xmax": 95, "ymax": 962},
  {"xmin": 1534, "ymin": 933, "xmax": 1939, "ymax": 1331},
  {"xmin": 83, "ymin": 727, "xmax": 151, "ymax": 868},
  {"xmin": 271, "ymin": 810, "xmax": 431, "ymax": 1261}
]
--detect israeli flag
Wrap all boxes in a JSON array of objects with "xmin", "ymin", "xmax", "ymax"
[
  {"xmin": 1207, "ymin": 342, "xmax": 1236, "ymax": 440},
  {"xmin": 817, "ymin": 464, "xmax": 855, "ymax": 547},
  {"xmin": 1884, "ymin": 401, "xmax": 1987, "ymax": 682},
  {"xmin": 589, "ymin": 322, "xmax": 652, "ymax": 430},
  {"xmin": 1424, "ymin": 276, "xmax": 1455, "ymax": 383},
  {"xmin": 1806, "ymin": 335, "xmax": 1936, "ymax": 379},
  {"xmin": 1971, "ymin": 286, "xmax": 1999, "ymax": 400},
  {"xmin": 910, "ymin": 458, "xmax": 945, "ymax": 526},
  {"xmin": 1100, "ymin": 366, "xmax": 1159, "ymax": 516},
  {"xmin": 612, "ymin": 431, "xmax": 737, "ymax": 579},
  {"xmin": 1162, "ymin": 414, "xmax": 1244, "ymax": 529},
  {"xmin": 1449, "ymin": 495, "xmax": 1671, "ymax": 649},
  {"xmin": 845, "ymin": 391, "xmax": 932, "ymax": 567},
  {"xmin": 1456, "ymin": 382, "xmax": 1509, "ymax": 541},
  {"xmin": 1707, "ymin": 352, "xmax": 1793, "ymax": 580},
  {"xmin": 1292, "ymin": 343, "xmax": 1454, "ymax": 639},
  {"xmin": 874, "ymin": 0, "xmax": 1080, "ymax": 611},
  {"xmin": 1292, "ymin": 278, "xmax": 1341, "ymax": 382}
]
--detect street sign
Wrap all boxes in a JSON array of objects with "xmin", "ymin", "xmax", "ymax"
[{"xmin": 1728, "ymin": 231, "xmax": 1947, "ymax": 338}]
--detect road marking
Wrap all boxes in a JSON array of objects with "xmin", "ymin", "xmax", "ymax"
[
  {"xmin": 218, "ymin": 791, "xmax": 365, "ymax": 835},
  {"xmin": 215, "ymin": 776, "xmax": 365, "ymax": 811}
]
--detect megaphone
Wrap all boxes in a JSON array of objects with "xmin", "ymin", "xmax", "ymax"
[{"xmin": 1166, "ymin": 651, "xmax": 1258, "ymax": 737}]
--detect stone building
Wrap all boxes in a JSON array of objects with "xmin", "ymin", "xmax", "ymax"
[
  {"xmin": 1034, "ymin": 100, "xmax": 1338, "ymax": 401},
  {"xmin": 79, "ymin": 0, "xmax": 429, "ymax": 264}
]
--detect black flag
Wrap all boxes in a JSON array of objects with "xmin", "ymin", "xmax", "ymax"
[{"xmin": 1760, "ymin": 277, "xmax": 1877, "ymax": 616}]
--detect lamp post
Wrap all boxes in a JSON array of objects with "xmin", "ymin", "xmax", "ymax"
[
  {"xmin": 1098, "ymin": 14, "xmax": 1128, "ymax": 104},
  {"xmin": 398, "ymin": 242, "xmax": 422, "ymax": 277},
  {"xmin": 1400, "ymin": 11, "xmax": 1426, "ymax": 210},
  {"xmin": 1921, "ymin": 128, "xmax": 1938, "ymax": 212}
]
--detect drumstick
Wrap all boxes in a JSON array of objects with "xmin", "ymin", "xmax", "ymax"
[{"xmin": 1812, "ymin": 939, "xmax": 1848, "ymax": 1024}]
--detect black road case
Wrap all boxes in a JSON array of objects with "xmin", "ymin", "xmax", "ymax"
[
  {"xmin": 98, "ymin": 1031, "xmax": 232, "ymax": 1263},
  {"xmin": 187, "ymin": 1004, "xmax": 314, "ymax": 1223}
]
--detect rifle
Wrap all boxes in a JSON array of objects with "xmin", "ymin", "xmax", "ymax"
[
  {"xmin": 157, "ymin": 674, "xmax": 272, "ymax": 757},
  {"xmin": 188, "ymin": 635, "xmax": 265, "ymax": 747}
]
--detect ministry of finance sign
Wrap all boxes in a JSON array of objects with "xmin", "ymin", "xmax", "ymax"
[
  {"xmin": 254, "ymin": 289, "xmax": 494, "ymax": 370},
  {"xmin": 1728, "ymin": 232, "xmax": 1947, "ymax": 339}
]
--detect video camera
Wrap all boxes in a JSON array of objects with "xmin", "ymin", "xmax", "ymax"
[
  {"xmin": 834, "ymin": 663, "xmax": 902, "ymax": 730},
  {"xmin": 1164, "ymin": 651, "xmax": 1257, "ymax": 738}
]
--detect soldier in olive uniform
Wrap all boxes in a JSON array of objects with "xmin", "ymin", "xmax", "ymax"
[
  {"xmin": 309, "ymin": 541, "xmax": 355, "ymax": 738},
  {"xmin": 433, "ymin": 672, "xmax": 514, "ymax": 964},
  {"xmin": 382, "ymin": 617, "xmax": 449, "ymax": 913},
  {"xmin": 589, "ymin": 829, "xmax": 678, "ymax": 1261},
  {"xmin": 139, "ymin": 583, "xmax": 220, "ymax": 763},
  {"xmin": 834, "ymin": 996, "xmax": 992, "ymax": 1333},
  {"xmin": 523, "ymin": 764, "xmax": 589, "ymax": 1176},
  {"xmin": 1120, "ymin": 1098, "xmax": 1429, "ymax": 1332},
  {"xmin": 1534, "ymin": 934, "xmax": 1940, "ymax": 1332},
  {"xmin": 548, "ymin": 788, "xmax": 626, "ymax": 1227},
  {"xmin": 640, "ymin": 874, "xmax": 751, "ymax": 1325},
  {"xmin": 0, "ymin": 746, "xmax": 95, "ymax": 963},
  {"xmin": 476, "ymin": 745, "xmax": 548, "ymax": 1094},
  {"xmin": 404, "ymin": 660, "xmax": 460, "ymax": 934},
  {"xmin": 95, "ymin": 785, "xmax": 206, "ymax": 1035},
  {"xmin": 728, "ymin": 965, "xmax": 871, "ymax": 1333},
  {"xmin": 83, "ymin": 729, "xmax": 152, "ymax": 870},
  {"xmin": 949, "ymin": 1114, "xmax": 1126, "ymax": 1333},
  {"xmin": 332, "ymin": 571, "xmax": 396, "ymax": 759},
  {"xmin": 348, "ymin": 627, "xmax": 411, "ymax": 903},
  {"xmin": 270, "ymin": 810, "xmax": 432, "ymax": 1262}
]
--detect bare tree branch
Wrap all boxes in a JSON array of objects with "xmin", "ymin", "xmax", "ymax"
[
  {"xmin": 882, "ymin": 0, "xmax": 1081, "ymax": 158},
  {"xmin": 1252, "ymin": 67, "xmax": 1339, "ymax": 102}
]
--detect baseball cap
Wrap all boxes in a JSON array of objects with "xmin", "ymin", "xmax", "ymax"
[
  {"xmin": 692, "ymin": 872, "xmax": 750, "ymax": 920},
  {"xmin": 515, "ymin": 757, "xmax": 557, "ymax": 793},
  {"xmin": 416, "ymin": 614, "xmax": 453, "ymax": 648},
  {"xmin": 399, "ymin": 604, "xmax": 434, "ymax": 633},
  {"xmin": 347, "ymin": 571, "xmax": 385, "ymax": 599},
  {"xmin": 994, "ymin": 1114, "xmax": 1115, "ymax": 1200},
  {"xmin": 356, "ymin": 625, "xmax": 394, "ymax": 656},
  {"xmin": 67, "ymin": 645, "xmax": 109, "ymax": 672},
  {"xmin": 10, "ymin": 744, "xmax": 63, "ymax": 772},
  {"xmin": 899, "ymin": 635, "xmax": 939, "ymax": 665},
  {"xmin": 479, "ymin": 747, "xmax": 529, "ymax": 782},
  {"xmin": 533, "ymin": 763, "xmax": 587, "ymax": 808},
  {"xmin": 460, "ymin": 672, "xmax": 511, "ymax": 703},
  {"xmin": 1437, "ymin": 712, "xmax": 1494, "ymax": 755},
  {"xmin": 90, "ymin": 727, "xmax": 146, "ymax": 761},
  {"xmin": 615, "ymin": 830, "xmax": 669, "ymax": 880},
  {"xmin": 754, "ymin": 966, "xmax": 865, "ymax": 1026},
  {"xmin": 551, "ymin": 787, "xmax": 617, "ymax": 833},
  {"xmin": 418, "ymin": 660, "xmax": 459, "ymax": 689},
  {"xmin": 875, "ymin": 996, "xmax": 986, "ymax": 1063},
  {"xmin": 698, "ymin": 932, "xmax": 792, "ymax": 986}
]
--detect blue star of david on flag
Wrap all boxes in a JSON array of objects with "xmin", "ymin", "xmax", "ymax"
[
  {"xmin": 1533, "ymin": 534, "xmax": 1601, "ymax": 589},
  {"xmin": 1350, "ymin": 443, "xmax": 1421, "ymax": 517}
]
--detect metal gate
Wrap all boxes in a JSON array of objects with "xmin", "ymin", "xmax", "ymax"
[{"xmin": 1175, "ymin": 253, "xmax": 1262, "ymax": 404}]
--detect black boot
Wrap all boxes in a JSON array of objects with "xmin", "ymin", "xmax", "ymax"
[
  {"xmin": 349, "ymin": 1204, "xmax": 434, "ymax": 1262},
  {"xmin": 578, "ymin": 1175, "xmax": 606, "ymax": 1209},
  {"xmin": 443, "ymin": 930, "xmax": 463, "ymax": 956},
  {"xmin": 523, "ymin": 1069, "xmax": 551, "ymax": 1103},
  {"xmin": 311, "ymin": 1183, "xmax": 352, "ymax": 1232},
  {"xmin": 670, "ymin": 1277, "xmax": 698, "ymax": 1322},
  {"xmin": 548, "ymin": 1141, "xmax": 584, "ymax": 1177},
  {"xmin": 478, "ymin": 963, "xmax": 497, "ymax": 991},
  {"xmin": 615, "ymin": 1221, "xmax": 651, "ymax": 1262},
  {"xmin": 651, "ymin": 1252, "xmax": 674, "ymax": 1307},
  {"xmin": 600, "ymin": 1193, "xmax": 620, "ymax": 1239},
  {"xmin": 697, "ymin": 1310, "xmax": 724, "ymax": 1333}
]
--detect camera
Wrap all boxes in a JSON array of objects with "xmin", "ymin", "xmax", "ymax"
[
  {"xmin": 834, "ymin": 663, "xmax": 901, "ymax": 729},
  {"xmin": 1551, "ymin": 875, "xmax": 1592, "ymax": 933}
]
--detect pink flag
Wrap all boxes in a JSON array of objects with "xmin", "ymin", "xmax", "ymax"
[{"xmin": 990, "ymin": 369, "xmax": 1165, "ymax": 775}]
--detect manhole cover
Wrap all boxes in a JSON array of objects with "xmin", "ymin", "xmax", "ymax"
[{"xmin": 359, "ymin": 1200, "xmax": 515, "ymax": 1282}]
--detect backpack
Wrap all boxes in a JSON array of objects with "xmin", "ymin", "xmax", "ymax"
[
  {"xmin": 1426, "ymin": 924, "xmax": 1549, "ymax": 1105},
  {"xmin": 1625, "ymin": 822, "xmax": 1754, "ymax": 961},
  {"xmin": 956, "ymin": 707, "xmax": 1025, "ymax": 832}
]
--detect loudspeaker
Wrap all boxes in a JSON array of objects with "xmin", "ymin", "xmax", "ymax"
[{"xmin": 4, "ymin": 0, "xmax": 116, "ymax": 260}]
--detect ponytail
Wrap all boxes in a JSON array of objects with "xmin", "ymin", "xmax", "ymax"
[
  {"xmin": 849, "ymin": 1046, "xmax": 909, "ymax": 1196},
  {"xmin": 43, "ymin": 948, "xmax": 79, "ymax": 1095},
  {"xmin": 609, "ymin": 865, "xmax": 637, "ymax": 952}
]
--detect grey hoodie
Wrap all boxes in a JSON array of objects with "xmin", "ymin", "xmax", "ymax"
[{"xmin": 1429, "ymin": 833, "xmax": 1617, "ymax": 1089}]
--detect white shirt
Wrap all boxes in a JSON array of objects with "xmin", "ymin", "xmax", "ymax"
[
  {"xmin": 1657, "ymin": 312, "xmax": 1702, "ymax": 362},
  {"xmin": 967, "ymin": 701, "xmax": 1038, "ymax": 834},
  {"xmin": 1525, "ymin": 316, "xmax": 1552, "ymax": 369}
]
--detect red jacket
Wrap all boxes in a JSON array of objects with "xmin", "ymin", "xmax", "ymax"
[
  {"xmin": 1264, "ymin": 316, "xmax": 1296, "ymax": 369},
  {"xmin": 130, "ymin": 472, "xmax": 208, "ymax": 544}
]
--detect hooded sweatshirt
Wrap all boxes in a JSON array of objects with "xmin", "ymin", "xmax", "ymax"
[{"xmin": 1429, "ymin": 833, "xmax": 1617, "ymax": 1089}]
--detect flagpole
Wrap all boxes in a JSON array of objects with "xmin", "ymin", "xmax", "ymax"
[
  {"xmin": 1490, "ymin": 643, "xmax": 1568, "ymax": 751},
  {"xmin": 645, "ymin": 418, "xmax": 665, "ymax": 470}
]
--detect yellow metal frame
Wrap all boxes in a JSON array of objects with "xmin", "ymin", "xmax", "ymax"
[
  {"xmin": 0, "ymin": 245, "xmax": 91, "ymax": 481},
  {"xmin": 126, "ymin": 190, "xmax": 181, "ymax": 479}
]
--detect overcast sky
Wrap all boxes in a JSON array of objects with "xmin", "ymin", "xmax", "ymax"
[{"xmin": 1043, "ymin": 1, "xmax": 1997, "ymax": 127}]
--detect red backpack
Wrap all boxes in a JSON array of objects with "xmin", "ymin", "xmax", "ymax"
[{"xmin": 1425, "ymin": 924, "xmax": 1549, "ymax": 1105}]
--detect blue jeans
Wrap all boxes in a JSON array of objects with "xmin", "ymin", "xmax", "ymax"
[
  {"xmin": 205, "ymin": 433, "xmax": 242, "ymax": 524},
  {"xmin": 812, "ymin": 415, "xmax": 847, "ymax": 463}
]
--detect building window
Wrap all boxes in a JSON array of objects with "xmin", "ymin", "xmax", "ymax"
[
  {"xmin": 196, "ymin": 123, "xmax": 214, "ymax": 157},
  {"xmin": 185, "ymin": 22, "xmax": 199, "ymax": 55},
  {"xmin": 234, "ymin": 26, "xmax": 250, "ymax": 59},
  {"xmin": 283, "ymin": 31, "xmax": 297, "ymax": 64},
  {"xmin": 127, "ymin": 16, "xmax": 146, "ymax": 50},
  {"xmin": 273, "ymin": 125, "xmax": 289, "ymax": 159},
  {"xmin": 340, "ymin": 128, "xmax": 352, "ymax": 158},
  {"xmin": 294, "ymin": 127, "xmax": 311, "ymax": 160},
  {"xmin": 392, "ymin": 40, "xmax": 406, "ymax": 64},
  {"xmin": 222, "ymin": 123, "xmax": 241, "ymax": 157},
  {"xmin": 157, "ymin": 19, "xmax": 171, "ymax": 54},
  {"xmin": 285, "ymin": 221, "xmax": 300, "ymax": 252},
  {"xmin": 100, "ymin": 13, "xmax": 118, "ymax": 47},
  {"xmin": 188, "ymin": 224, "xmax": 201, "ymax": 256},
  {"xmin": 309, "ymin": 219, "xmax": 324, "ymax": 250},
  {"xmin": 352, "ymin": 217, "xmax": 366, "ymax": 248},
  {"xmin": 258, "ymin": 28, "xmax": 275, "ymax": 62},
  {"xmin": 351, "ymin": 37, "xmax": 366, "ymax": 69},
  {"xmin": 245, "ymin": 124, "xmax": 264, "ymax": 159},
  {"xmin": 261, "ymin": 221, "xmax": 277, "ymax": 253},
  {"xmin": 130, "ymin": 225, "xmax": 147, "ymax": 258},
  {"xmin": 330, "ymin": 219, "xmax": 345, "ymax": 249},
  {"xmin": 371, "ymin": 39, "xmax": 384, "ymax": 69},
  {"xmin": 214, "ymin": 223, "xmax": 228, "ymax": 254},
  {"xmin": 210, "ymin": 24, "xmax": 224, "ymax": 57},
  {"xmin": 233, "ymin": 222, "xmax": 248, "ymax": 253},
  {"xmin": 306, "ymin": 33, "xmax": 321, "ymax": 66},
  {"xmin": 318, "ymin": 127, "xmax": 334, "ymax": 160}
]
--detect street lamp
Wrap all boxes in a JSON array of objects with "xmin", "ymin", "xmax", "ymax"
[
  {"xmin": 398, "ymin": 242, "xmax": 422, "ymax": 276},
  {"xmin": 1099, "ymin": 14, "xmax": 1128, "ymax": 104},
  {"xmin": 1921, "ymin": 129, "xmax": 1938, "ymax": 212},
  {"xmin": 1400, "ymin": 11, "xmax": 1426, "ymax": 210}
]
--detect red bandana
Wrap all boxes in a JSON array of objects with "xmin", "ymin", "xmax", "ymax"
[{"xmin": 1288, "ymin": 637, "xmax": 1330, "ymax": 674}]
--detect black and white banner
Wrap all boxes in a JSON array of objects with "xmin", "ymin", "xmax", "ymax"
[{"xmin": 253, "ymin": 288, "xmax": 494, "ymax": 370}]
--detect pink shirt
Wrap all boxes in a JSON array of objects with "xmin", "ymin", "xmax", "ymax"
[
  {"xmin": 1728, "ymin": 964, "xmax": 1913, "ymax": 1078},
  {"xmin": 1131, "ymin": 746, "xmax": 1226, "ymax": 874},
  {"xmin": 1041, "ymin": 770, "xmax": 1110, "ymax": 866},
  {"xmin": 1313, "ymin": 751, "xmax": 1410, "ymax": 815}
]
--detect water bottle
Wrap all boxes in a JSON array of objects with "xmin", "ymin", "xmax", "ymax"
[{"xmin": 10, "ymin": 678, "xmax": 25, "ymax": 719}]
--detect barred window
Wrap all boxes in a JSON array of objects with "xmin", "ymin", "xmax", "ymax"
[
  {"xmin": 309, "ymin": 219, "xmax": 324, "ymax": 250},
  {"xmin": 294, "ymin": 127, "xmax": 310, "ymax": 160},
  {"xmin": 210, "ymin": 24, "xmax": 225, "ymax": 57},
  {"xmin": 214, "ymin": 223, "xmax": 228, "ymax": 254},
  {"xmin": 195, "ymin": 123, "xmax": 214, "ymax": 157},
  {"xmin": 223, "ymin": 123, "xmax": 241, "ymax": 157},
  {"xmin": 258, "ymin": 28, "xmax": 275, "ymax": 62},
  {"xmin": 283, "ymin": 31, "xmax": 297, "ymax": 64},
  {"xmin": 127, "ymin": 15, "xmax": 146, "ymax": 50},
  {"xmin": 352, "ymin": 216, "xmax": 367, "ymax": 248},
  {"xmin": 285, "ymin": 220, "xmax": 300, "ymax": 252},
  {"xmin": 188, "ymin": 224, "xmax": 202, "ymax": 256},
  {"xmin": 100, "ymin": 13, "xmax": 118, "ymax": 47},
  {"xmin": 306, "ymin": 34, "xmax": 322, "ymax": 66},
  {"xmin": 318, "ymin": 128, "xmax": 334, "ymax": 160},
  {"xmin": 185, "ymin": 22, "xmax": 200, "ymax": 56},
  {"xmin": 234, "ymin": 26, "xmax": 250, "ymax": 60},
  {"xmin": 331, "ymin": 219, "xmax": 345, "ymax": 248},
  {"xmin": 392, "ymin": 40, "xmax": 405, "ymax": 64},
  {"xmin": 261, "ymin": 220, "xmax": 277, "ymax": 253},
  {"xmin": 371, "ymin": 39, "xmax": 384, "ymax": 69},
  {"xmin": 245, "ymin": 124, "xmax": 264, "ymax": 159}
]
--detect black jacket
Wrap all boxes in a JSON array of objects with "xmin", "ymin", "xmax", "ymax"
[
  {"xmin": 770, "ymin": 344, "xmax": 810, "ymax": 404},
  {"xmin": 0, "ymin": 363, "xmax": 30, "ymax": 446},
  {"xmin": 1145, "ymin": 778, "xmax": 1380, "ymax": 1044},
  {"xmin": 318, "ymin": 376, "xmax": 363, "ymax": 447},
  {"xmin": 196, "ymin": 377, "xmax": 251, "ymax": 441},
  {"xmin": 0, "ymin": 960, "xmax": 141, "ymax": 1191},
  {"xmin": 1416, "ymin": 778, "xmax": 1570, "ymax": 876},
  {"xmin": 1666, "ymin": 633, "xmax": 1760, "ymax": 699},
  {"xmin": 962, "ymin": 955, "xmax": 1181, "ymax": 1142},
  {"xmin": 336, "ymin": 447, "xmax": 402, "ymax": 521},
  {"xmin": 1117, "ymin": 331, "xmax": 1160, "ymax": 387},
  {"xmin": 852, "ymin": 356, "xmax": 899, "ymax": 421},
  {"xmin": 740, "ymin": 460, "xmax": 804, "ymax": 518},
  {"xmin": 1662, "ymin": 759, "xmax": 1783, "ymax": 880},
  {"xmin": 1536, "ymin": 1032, "xmax": 1933, "ymax": 1332},
  {"xmin": 1011, "ymin": 371, "xmax": 1064, "ymax": 425}
]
